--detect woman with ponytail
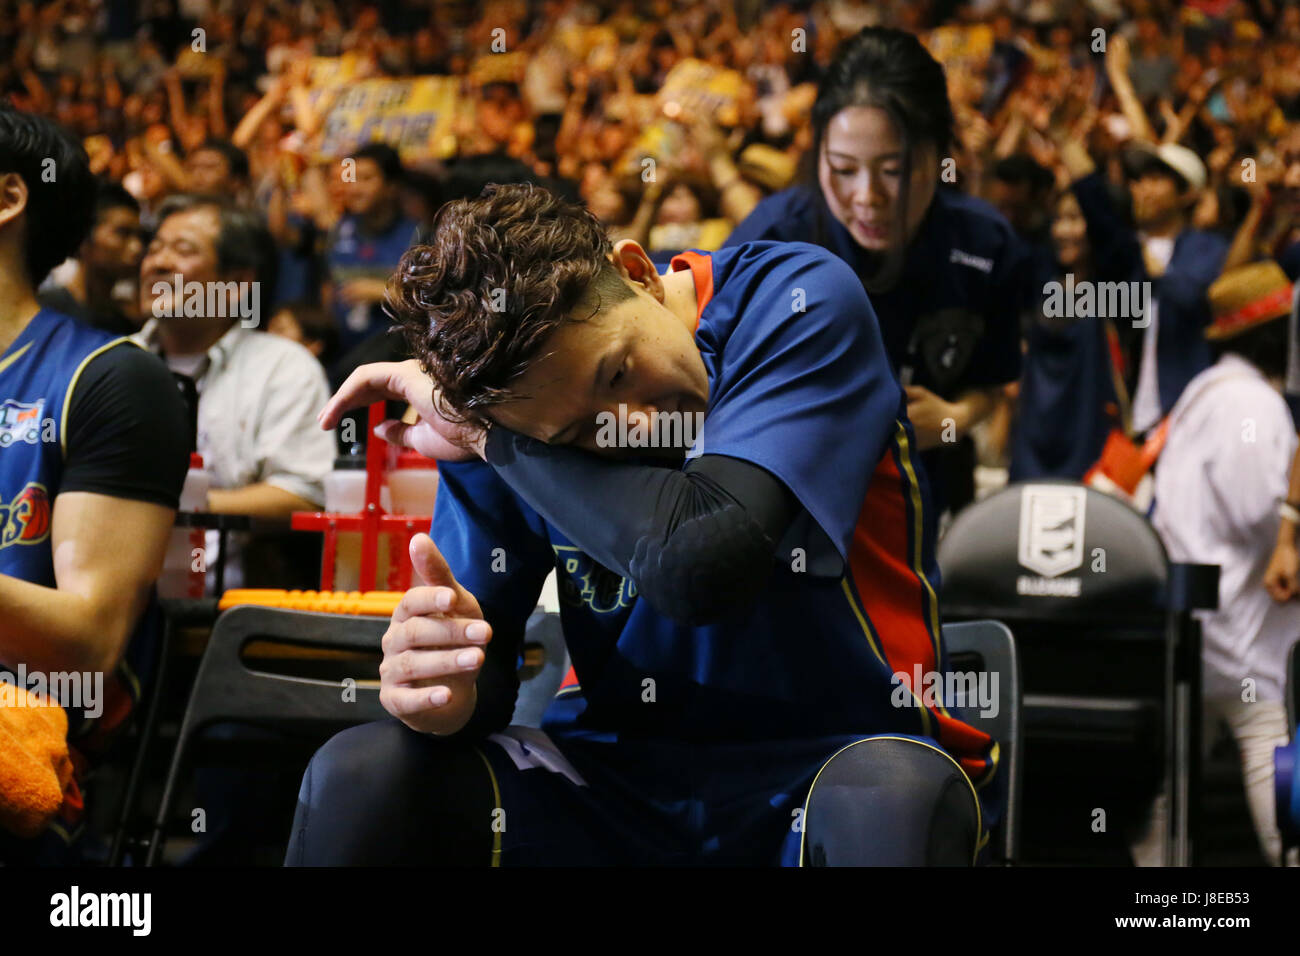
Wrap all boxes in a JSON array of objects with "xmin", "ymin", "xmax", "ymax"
[{"xmin": 726, "ymin": 27, "xmax": 1032, "ymax": 527}]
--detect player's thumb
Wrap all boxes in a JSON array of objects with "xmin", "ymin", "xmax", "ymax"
[
  {"xmin": 410, "ymin": 533, "xmax": 456, "ymax": 590},
  {"xmin": 374, "ymin": 419, "xmax": 414, "ymax": 450}
]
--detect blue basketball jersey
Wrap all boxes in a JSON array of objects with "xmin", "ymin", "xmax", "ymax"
[
  {"xmin": 0, "ymin": 309, "xmax": 165, "ymax": 843},
  {"xmin": 0, "ymin": 308, "xmax": 126, "ymax": 584},
  {"xmin": 433, "ymin": 243, "xmax": 999, "ymax": 803}
]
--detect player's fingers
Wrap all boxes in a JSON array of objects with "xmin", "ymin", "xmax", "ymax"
[
  {"xmin": 317, "ymin": 360, "xmax": 415, "ymax": 429},
  {"xmin": 410, "ymin": 533, "xmax": 473, "ymax": 594},
  {"xmin": 391, "ymin": 584, "xmax": 454, "ymax": 622},
  {"xmin": 381, "ymin": 419, "xmax": 480, "ymax": 462},
  {"xmin": 374, "ymin": 418, "xmax": 416, "ymax": 449},
  {"xmin": 380, "ymin": 682, "xmax": 463, "ymax": 717},
  {"xmin": 384, "ymin": 610, "xmax": 490, "ymax": 652},
  {"xmin": 380, "ymin": 646, "xmax": 483, "ymax": 685},
  {"xmin": 391, "ymin": 580, "xmax": 478, "ymax": 622},
  {"xmin": 393, "ymin": 614, "xmax": 491, "ymax": 654}
]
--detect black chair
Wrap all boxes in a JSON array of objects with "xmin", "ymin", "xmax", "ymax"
[
  {"xmin": 938, "ymin": 481, "xmax": 1217, "ymax": 866},
  {"xmin": 139, "ymin": 603, "xmax": 570, "ymax": 865},
  {"xmin": 942, "ymin": 619, "xmax": 1022, "ymax": 865},
  {"xmin": 144, "ymin": 605, "xmax": 389, "ymax": 865},
  {"xmin": 109, "ymin": 512, "xmax": 246, "ymax": 864},
  {"xmin": 107, "ymin": 597, "xmax": 220, "ymax": 866}
]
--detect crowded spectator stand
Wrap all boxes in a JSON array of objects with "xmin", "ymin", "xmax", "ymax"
[{"xmin": 3, "ymin": 0, "xmax": 1300, "ymax": 877}]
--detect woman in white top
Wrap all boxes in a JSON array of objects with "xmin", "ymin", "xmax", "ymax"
[{"xmin": 1144, "ymin": 262, "xmax": 1299, "ymax": 866}]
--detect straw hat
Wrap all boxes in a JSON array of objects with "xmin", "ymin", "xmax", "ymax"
[{"xmin": 1205, "ymin": 261, "xmax": 1295, "ymax": 341}]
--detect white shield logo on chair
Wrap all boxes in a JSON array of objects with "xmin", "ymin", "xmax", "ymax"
[{"xmin": 1017, "ymin": 485, "xmax": 1087, "ymax": 578}]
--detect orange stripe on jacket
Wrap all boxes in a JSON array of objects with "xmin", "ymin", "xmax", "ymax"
[
  {"xmin": 669, "ymin": 250, "xmax": 713, "ymax": 332},
  {"xmin": 635, "ymin": 250, "xmax": 992, "ymax": 782},
  {"xmin": 848, "ymin": 432, "xmax": 995, "ymax": 783}
]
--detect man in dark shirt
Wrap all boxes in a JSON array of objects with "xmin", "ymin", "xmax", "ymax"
[
  {"xmin": 322, "ymin": 143, "xmax": 420, "ymax": 358},
  {"xmin": 0, "ymin": 106, "xmax": 189, "ymax": 863},
  {"xmin": 37, "ymin": 181, "xmax": 144, "ymax": 336},
  {"xmin": 1121, "ymin": 143, "xmax": 1228, "ymax": 432}
]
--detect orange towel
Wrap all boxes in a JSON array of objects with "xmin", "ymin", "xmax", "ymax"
[{"xmin": 0, "ymin": 684, "xmax": 77, "ymax": 839}]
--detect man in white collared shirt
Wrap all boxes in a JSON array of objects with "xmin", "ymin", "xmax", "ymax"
[
  {"xmin": 1139, "ymin": 263, "xmax": 1299, "ymax": 866},
  {"xmin": 133, "ymin": 195, "xmax": 336, "ymax": 584}
]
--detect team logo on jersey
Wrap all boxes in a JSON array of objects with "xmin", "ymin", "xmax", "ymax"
[
  {"xmin": 949, "ymin": 248, "xmax": 994, "ymax": 274},
  {"xmin": 1017, "ymin": 484, "xmax": 1086, "ymax": 581},
  {"xmin": 0, "ymin": 482, "xmax": 52, "ymax": 549},
  {"xmin": 911, "ymin": 309, "xmax": 984, "ymax": 393},
  {"xmin": 0, "ymin": 399, "xmax": 46, "ymax": 447},
  {"xmin": 552, "ymin": 545, "xmax": 638, "ymax": 614}
]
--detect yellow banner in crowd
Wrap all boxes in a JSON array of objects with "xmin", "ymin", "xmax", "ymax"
[
  {"xmin": 310, "ymin": 57, "xmax": 461, "ymax": 162},
  {"xmin": 308, "ymin": 53, "xmax": 360, "ymax": 87},
  {"xmin": 924, "ymin": 23, "xmax": 994, "ymax": 68},
  {"xmin": 617, "ymin": 57, "xmax": 746, "ymax": 177},
  {"xmin": 657, "ymin": 58, "xmax": 746, "ymax": 124}
]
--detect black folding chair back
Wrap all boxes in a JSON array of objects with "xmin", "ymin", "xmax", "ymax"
[
  {"xmin": 145, "ymin": 605, "xmax": 388, "ymax": 865},
  {"xmin": 939, "ymin": 481, "xmax": 1217, "ymax": 866},
  {"xmin": 942, "ymin": 619, "xmax": 1022, "ymax": 864},
  {"xmin": 108, "ymin": 598, "xmax": 218, "ymax": 866}
]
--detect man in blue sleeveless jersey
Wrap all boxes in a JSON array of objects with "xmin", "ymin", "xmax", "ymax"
[
  {"xmin": 0, "ymin": 106, "xmax": 189, "ymax": 863},
  {"xmin": 289, "ymin": 183, "xmax": 999, "ymax": 866}
]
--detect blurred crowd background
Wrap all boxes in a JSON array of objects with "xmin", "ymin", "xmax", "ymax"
[
  {"xmin": 2, "ymin": 0, "xmax": 1299, "ymax": 487},
  {"xmin": 5, "ymin": 0, "xmax": 1300, "ymax": 869}
]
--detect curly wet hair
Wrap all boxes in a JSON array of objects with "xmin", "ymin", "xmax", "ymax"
[{"xmin": 386, "ymin": 182, "xmax": 636, "ymax": 425}]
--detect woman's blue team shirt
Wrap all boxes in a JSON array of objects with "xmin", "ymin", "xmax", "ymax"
[
  {"xmin": 723, "ymin": 183, "xmax": 1031, "ymax": 513},
  {"xmin": 724, "ymin": 183, "xmax": 1028, "ymax": 395}
]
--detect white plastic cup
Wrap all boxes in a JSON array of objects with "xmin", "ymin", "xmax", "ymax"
[
  {"xmin": 388, "ymin": 468, "xmax": 440, "ymax": 515},
  {"xmin": 323, "ymin": 468, "xmax": 368, "ymax": 514},
  {"xmin": 159, "ymin": 453, "xmax": 209, "ymax": 599}
]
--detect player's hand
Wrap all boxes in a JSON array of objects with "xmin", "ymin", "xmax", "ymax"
[
  {"xmin": 318, "ymin": 359, "xmax": 486, "ymax": 461},
  {"xmin": 379, "ymin": 534, "xmax": 491, "ymax": 735},
  {"xmin": 904, "ymin": 384, "xmax": 959, "ymax": 452},
  {"xmin": 1264, "ymin": 536, "xmax": 1299, "ymax": 602}
]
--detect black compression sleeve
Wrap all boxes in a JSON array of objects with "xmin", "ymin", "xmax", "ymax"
[
  {"xmin": 446, "ymin": 615, "xmax": 522, "ymax": 742},
  {"xmin": 483, "ymin": 427, "xmax": 800, "ymax": 623},
  {"xmin": 61, "ymin": 343, "xmax": 191, "ymax": 509}
]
